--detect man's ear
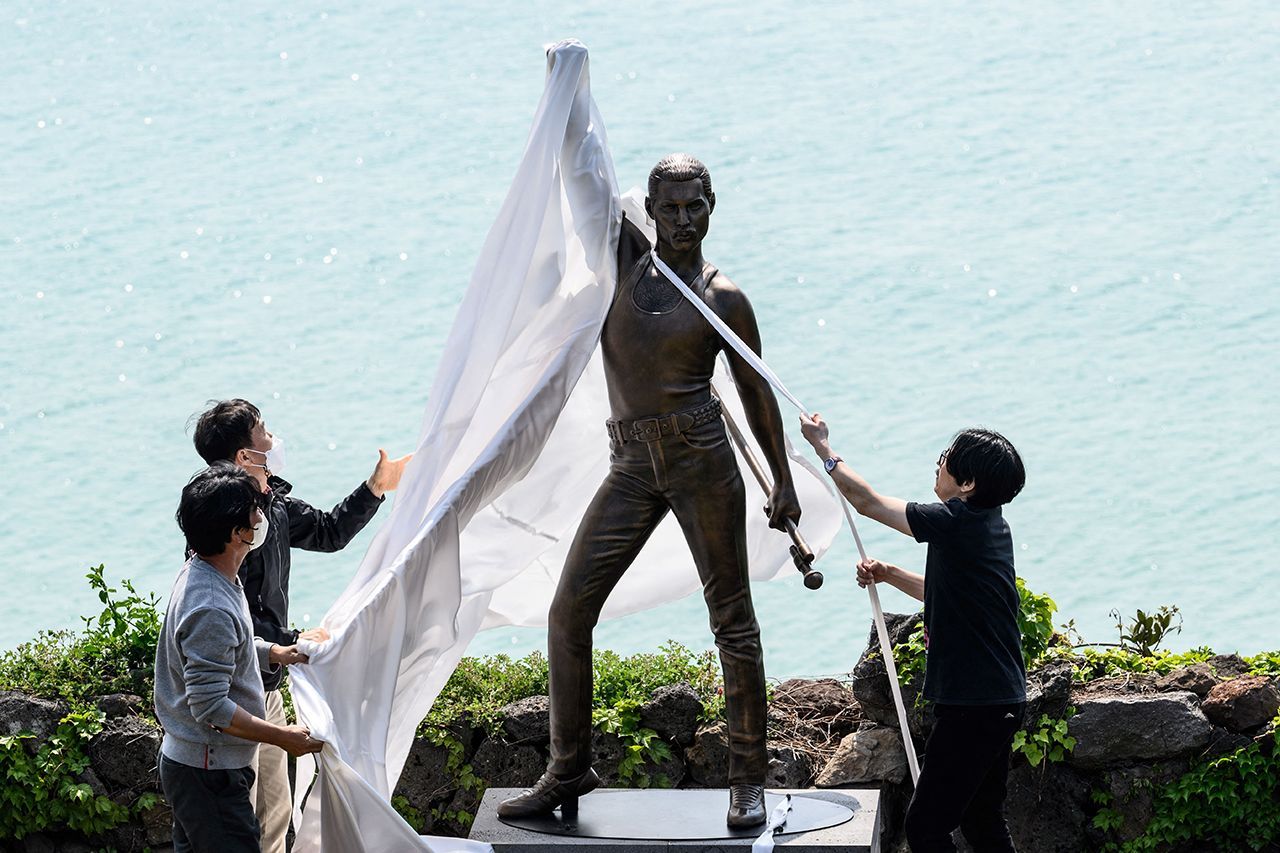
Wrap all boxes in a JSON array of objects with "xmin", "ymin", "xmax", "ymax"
[
  {"xmin": 644, "ymin": 196, "xmax": 654, "ymax": 222},
  {"xmin": 707, "ymin": 191, "xmax": 716, "ymax": 213},
  {"xmin": 231, "ymin": 525, "xmax": 253, "ymax": 548},
  {"xmin": 958, "ymin": 479, "xmax": 977, "ymax": 497}
]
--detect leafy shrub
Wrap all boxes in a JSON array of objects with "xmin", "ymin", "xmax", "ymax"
[
  {"xmin": 590, "ymin": 642, "xmax": 723, "ymax": 721},
  {"xmin": 1016, "ymin": 577, "xmax": 1061, "ymax": 668},
  {"xmin": 0, "ymin": 709, "xmax": 134, "ymax": 840},
  {"xmin": 420, "ymin": 651, "xmax": 550, "ymax": 738},
  {"xmin": 1110, "ymin": 605, "xmax": 1182, "ymax": 657},
  {"xmin": 1011, "ymin": 710, "xmax": 1076, "ymax": 767},
  {"xmin": 892, "ymin": 623, "xmax": 927, "ymax": 687},
  {"xmin": 1112, "ymin": 715, "xmax": 1280, "ymax": 851},
  {"xmin": 1069, "ymin": 647, "xmax": 1215, "ymax": 683},
  {"xmin": 0, "ymin": 566, "xmax": 160, "ymax": 709},
  {"xmin": 1246, "ymin": 651, "xmax": 1280, "ymax": 677},
  {"xmin": 592, "ymin": 643, "xmax": 722, "ymax": 786},
  {"xmin": 391, "ymin": 795, "xmax": 427, "ymax": 833},
  {"xmin": 414, "ymin": 641, "xmax": 725, "ymax": 817},
  {"xmin": 1091, "ymin": 789, "xmax": 1125, "ymax": 833}
]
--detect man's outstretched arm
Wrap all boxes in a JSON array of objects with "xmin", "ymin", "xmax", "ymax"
[
  {"xmin": 713, "ymin": 282, "xmax": 801, "ymax": 531},
  {"xmin": 799, "ymin": 413, "xmax": 913, "ymax": 537}
]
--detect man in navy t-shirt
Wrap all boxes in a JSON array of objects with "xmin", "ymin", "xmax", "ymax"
[{"xmin": 799, "ymin": 417, "xmax": 1027, "ymax": 853}]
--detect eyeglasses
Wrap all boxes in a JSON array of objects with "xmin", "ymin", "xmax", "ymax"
[{"xmin": 937, "ymin": 450, "xmax": 950, "ymax": 468}]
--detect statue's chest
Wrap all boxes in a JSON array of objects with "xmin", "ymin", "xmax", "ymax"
[{"xmin": 603, "ymin": 267, "xmax": 720, "ymax": 367}]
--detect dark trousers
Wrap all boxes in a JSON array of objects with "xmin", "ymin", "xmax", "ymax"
[
  {"xmin": 548, "ymin": 418, "xmax": 768, "ymax": 784},
  {"xmin": 160, "ymin": 754, "xmax": 261, "ymax": 853},
  {"xmin": 904, "ymin": 702, "xmax": 1025, "ymax": 852}
]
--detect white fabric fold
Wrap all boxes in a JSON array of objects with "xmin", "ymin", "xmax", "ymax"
[
  {"xmin": 287, "ymin": 40, "xmax": 845, "ymax": 851},
  {"xmin": 751, "ymin": 794, "xmax": 793, "ymax": 853}
]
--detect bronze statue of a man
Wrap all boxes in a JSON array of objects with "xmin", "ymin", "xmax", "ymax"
[{"xmin": 499, "ymin": 155, "xmax": 801, "ymax": 828}]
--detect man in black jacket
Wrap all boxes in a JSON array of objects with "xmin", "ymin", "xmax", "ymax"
[{"xmin": 191, "ymin": 398, "xmax": 410, "ymax": 853}]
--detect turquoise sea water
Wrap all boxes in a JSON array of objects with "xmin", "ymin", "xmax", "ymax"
[{"xmin": 2, "ymin": 2, "xmax": 1277, "ymax": 676}]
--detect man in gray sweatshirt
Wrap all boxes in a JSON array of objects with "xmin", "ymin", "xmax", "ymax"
[{"xmin": 156, "ymin": 463, "xmax": 324, "ymax": 852}]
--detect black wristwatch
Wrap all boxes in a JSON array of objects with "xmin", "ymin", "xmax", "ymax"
[{"xmin": 824, "ymin": 456, "xmax": 843, "ymax": 474}]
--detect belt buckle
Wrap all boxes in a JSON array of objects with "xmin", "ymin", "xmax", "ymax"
[{"xmin": 632, "ymin": 418, "xmax": 662, "ymax": 442}]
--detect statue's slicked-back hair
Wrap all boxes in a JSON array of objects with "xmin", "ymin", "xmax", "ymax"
[{"xmin": 648, "ymin": 153, "xmax": 715, "ymax": 207}]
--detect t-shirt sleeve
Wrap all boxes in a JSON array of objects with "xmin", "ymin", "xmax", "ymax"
[{"xmin": 905, "ymin": 500, "xmax": 962, "ymax": 544}]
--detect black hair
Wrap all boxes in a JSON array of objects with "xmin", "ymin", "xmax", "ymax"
[
  {"xmin": 648, "ymin": 153, "xmax": 715, "ymax": 209},
  {"xmin": 944, "ymin": 428, "xmax": 1025, "ymax": 509},
  {"xmin": 175, "ymin": 462, "xmax": 263, "ymax": 556},
  {"xmin": 191, "ymin": 399, "xmax": 261, "ymax": 464}
]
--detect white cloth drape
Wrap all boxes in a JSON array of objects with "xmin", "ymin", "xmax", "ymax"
[{"xmin": 288, "ymin": 40, "xmax": 844, "ymax": 852}]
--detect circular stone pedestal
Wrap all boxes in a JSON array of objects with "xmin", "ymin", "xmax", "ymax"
[{"xmin": 497, "ymin": 789, "xmax": 854, "ymax": 840}]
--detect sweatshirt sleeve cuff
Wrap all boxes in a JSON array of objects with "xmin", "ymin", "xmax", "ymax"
[
  {"xmin": 207, "ymin": 697, "xmax": 239, "ymax": 730},
  {"xmin": 255, "ymin": 638, "xmax": 278, "ymax": 673}
]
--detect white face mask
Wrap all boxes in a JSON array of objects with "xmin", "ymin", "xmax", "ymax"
[
  {"xmin": 265, "ymin": 436, "xmax": 286, "ymax": 477},
  {"xmin": 242, "ymin": 512, "xmax": 270, "ymax": 551},
  {"xmin": 244, "ymin": 436, "xmax": 287, "ymax": 479}
]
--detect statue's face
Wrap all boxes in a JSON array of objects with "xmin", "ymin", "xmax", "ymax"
[{"xmin": 647, "ymin": 179, "xmax": 711, "ymax": 253}]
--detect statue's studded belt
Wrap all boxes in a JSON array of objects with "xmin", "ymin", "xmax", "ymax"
[{"xmin": 606, "ymin": 398, "xmax": 723, "ymax": 445}]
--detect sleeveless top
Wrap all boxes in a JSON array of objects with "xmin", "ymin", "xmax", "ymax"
[{"xmin": 600, "ymin": 253, "xmax": 724, "ymax": 419}]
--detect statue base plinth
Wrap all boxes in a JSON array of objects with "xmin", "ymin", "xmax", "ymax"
[{"xmin": 470, "ymin": 788, "xmax": 880, "ymax": 852}]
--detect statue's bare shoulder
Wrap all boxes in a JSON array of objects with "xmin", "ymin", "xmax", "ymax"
[{"xmin": 703, "ymin": 269, "xmax": 757, "ymax": 334}]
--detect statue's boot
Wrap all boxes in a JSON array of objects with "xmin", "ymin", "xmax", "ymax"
[
  {"xmin": 497, "ymin": 768, "xmax": 600, "ymax": 819},
  {"xmin": 726, "ymin": 783, "xmax": 767, "ymax": 828}
]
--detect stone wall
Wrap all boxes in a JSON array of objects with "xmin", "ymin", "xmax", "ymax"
[
  {"xmin": 0, "ymin": 691, "xmax": 169, "ymax": 853},
  {"xmin": 3, "ymin": 617, "xmax": 1277, "ymax": 852}
]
